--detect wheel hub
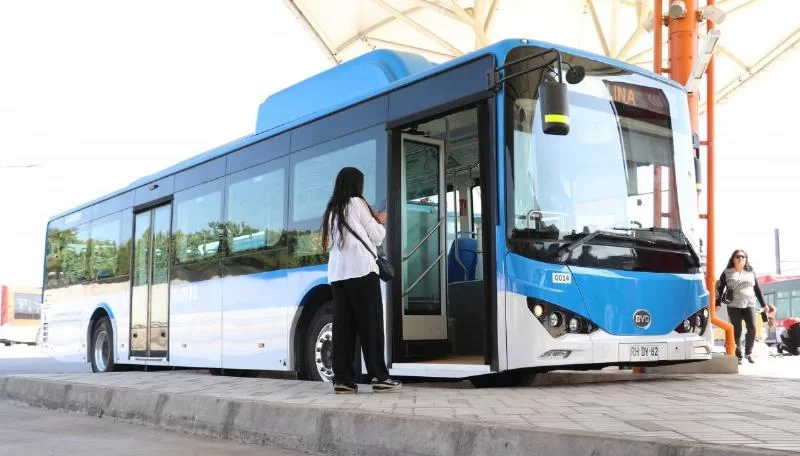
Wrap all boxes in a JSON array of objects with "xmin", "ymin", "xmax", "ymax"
[
  {"xmin": 314, "ymin": 323, "xmax": 334, "ymax": 382},
  {"xmin": 94, "ymin": 330, "xmax": 109, "ymax": 372}
]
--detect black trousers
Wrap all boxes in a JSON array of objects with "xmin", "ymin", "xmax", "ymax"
[
  {"xmin": 331, "ymin": 272, "xmax": 390, "ymax": 385},
  {"xmin": 728, "ymin": 306, "xmax": 756, "ymax": 358}
]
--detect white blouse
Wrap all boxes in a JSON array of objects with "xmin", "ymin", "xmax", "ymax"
[{"xmin": 326, "ymin": 197, "xmax": 386, "ymax": 283}]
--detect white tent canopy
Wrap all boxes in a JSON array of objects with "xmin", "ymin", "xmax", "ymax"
[{"xmin": 283, "ymin": 0, "xmax": 800, "ymax": 113}]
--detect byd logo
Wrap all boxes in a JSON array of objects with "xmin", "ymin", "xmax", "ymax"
[{"xmin": 633, "ymin": 309, "xmax": 652, "ymax": 329}]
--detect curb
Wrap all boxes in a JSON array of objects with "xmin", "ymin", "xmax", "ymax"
[{"xmin": 0, "ymin": 376, "xmax": 793, "ymax": 456}]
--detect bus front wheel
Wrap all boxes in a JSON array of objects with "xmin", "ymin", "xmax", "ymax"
[
  {"xmin": 304, "ymin": 302, "xmax": 334, "ymax": 382},
  {"xmin": 90, "ymin": 317, "xmax": 116, "ymax": 373}
]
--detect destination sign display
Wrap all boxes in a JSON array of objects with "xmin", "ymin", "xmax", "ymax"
[{"xmin": 603, "ymin": 80, "xmax": 670, "ymax": 117}]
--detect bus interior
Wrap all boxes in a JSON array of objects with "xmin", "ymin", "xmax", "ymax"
[{"xmin": 392, "ymin": 105, "xmax": 490, "ymax": 369}]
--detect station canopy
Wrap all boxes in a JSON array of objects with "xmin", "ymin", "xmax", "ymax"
[{"xmin": 283, "ymin": 0, "xmax": 800, "ymax": 114}]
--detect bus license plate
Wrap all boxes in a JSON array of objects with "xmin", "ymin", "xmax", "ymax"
[{"xmin": 628, "ymin": 344, "xmax": 660, "ymax": 361}]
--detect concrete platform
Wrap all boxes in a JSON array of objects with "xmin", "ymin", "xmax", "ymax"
[
  {"xmin": 643, "ymin": 354, "xmax": 740, "ymax": 374},
  {"xmin": 2, "ymin": 372, "xmax": 799, "ymax": 456}
]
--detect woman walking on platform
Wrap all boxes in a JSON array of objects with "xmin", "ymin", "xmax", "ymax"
[{"xmin": 715, "ymin": 249, "xmax": 775, "ymax": 364}]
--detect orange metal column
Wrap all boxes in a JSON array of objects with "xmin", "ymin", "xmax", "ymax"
[
  {"xmin": 665, "ymin": 0, "xmax": 733, "ymax": 355},
  {"xmin": 668, "ymin": 0, "xmax": 699, "ymax": 125},
  {"xmin": 703, "ymin": 0, "xmax": 734, "ymax": 355}
]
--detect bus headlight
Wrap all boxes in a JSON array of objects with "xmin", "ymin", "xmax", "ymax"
[
  {"xmin": 532, "ymin": 303, "xmax": 545, "ymax": 318},
  {"xmin": 568, "ymin": 317, "xmax": 580, "ymax": 333},
  {"xmin": 675, "ymin": 307, "xmax": 710, "ymax": 335},
  {"xmin": 527, "ymin": 298, "xmax": 598, "ymax": 338}
]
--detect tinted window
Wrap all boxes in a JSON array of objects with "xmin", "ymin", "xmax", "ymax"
[
  {"xmin": 173, "ymin": 179, "xmax": 224, "ymax": 265},
  {"xmin": 226, "ymin": 160, "xmax": 286, "ymax": 254},
  {"xmin": 118, "ymin": 211, "xmax": 133, "ymax": 276},
  {"xmin": 89, "ymin": 213, "xmax": 122, "ymax": 280},
  {"xmin": 292, "ymin": 139, "xmax": 378, "ymax": 223},
  {"xmin": 45, "ymin": 222, "xmax": 90, "ymax": 287},
  {"xmin": 289, "ymin": 136, "xmax": 380, "ymax": 267}
]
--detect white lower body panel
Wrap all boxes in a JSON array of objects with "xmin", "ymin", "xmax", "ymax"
[{"xmin": 505, "ymin": 292, "xmax": 712, "ymax": 370}]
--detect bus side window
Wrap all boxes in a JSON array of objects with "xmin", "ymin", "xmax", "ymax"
[{"xmin": 173, "ymin": 179, "xmax": 225, "ymax": 265}]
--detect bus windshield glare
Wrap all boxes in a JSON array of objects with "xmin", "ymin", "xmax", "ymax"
[{"xmin": 505, "ymin": 47, "xmax": 700, "ymax": 273}]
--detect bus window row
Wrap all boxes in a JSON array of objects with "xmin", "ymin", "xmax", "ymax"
[{"xmin": 45, "ymin": 128, "xmax": 385, "ymax": 289}]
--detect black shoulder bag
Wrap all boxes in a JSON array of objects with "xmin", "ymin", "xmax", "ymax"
[{"xmin": 342, "ymin": 222, "xmax": 394, "ymax": 282}]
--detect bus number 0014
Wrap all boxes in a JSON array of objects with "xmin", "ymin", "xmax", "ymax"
[{"xmin": 552, "ymin": 273, "xmax": 572, "ymax": 284}]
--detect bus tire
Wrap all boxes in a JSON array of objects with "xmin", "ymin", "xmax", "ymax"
[
  {"xmin": 90, "ymin": 317, "xmax": 116, "ymax": 373},
  {"xmin": 304, "ymin": 302, "xmax": 334, "ymax": 382}
]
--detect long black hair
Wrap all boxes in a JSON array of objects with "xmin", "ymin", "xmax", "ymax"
[
  {"xmin": 725, "ymin": 249, "xmax": 753, "ymax": 271},
  {"xmin": 321, "ymin": 167, "xmax": 373, "ymax": 250}
]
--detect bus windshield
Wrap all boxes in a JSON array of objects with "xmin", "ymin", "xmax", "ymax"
[{"xmin": 505, "ymin": 46, "xmax": 700, "ymax": 272}]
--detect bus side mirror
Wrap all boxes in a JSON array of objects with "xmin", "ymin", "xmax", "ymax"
[{"xmin": 540, "ymin": 81, "xmax": 570, "ymax": 135}]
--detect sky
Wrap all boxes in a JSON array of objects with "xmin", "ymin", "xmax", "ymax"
[{"xmin": 1, "ymin": 0, "xmax": 799, "ymax": 288}]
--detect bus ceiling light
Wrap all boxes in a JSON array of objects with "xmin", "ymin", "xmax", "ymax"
[{"xmin": 685, "ymin": 29, "xmax": 721, "ymax": 93}]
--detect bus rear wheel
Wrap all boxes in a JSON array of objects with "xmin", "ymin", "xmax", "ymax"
[
  {"xmin": 304, "ymin": 302, "xmax": 334, "ymax": 382},
  {"xmin": 90, "ymin": 317, "xmax": 116, "ymax": 373}
]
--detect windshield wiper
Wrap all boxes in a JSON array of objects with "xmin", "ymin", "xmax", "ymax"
[
  {"xmin": 556, "ymin": 229, "xmax": 652, "ymax": 261},
  {"xmin": 613, "ymin": 226, "xmax": 701, "ymax": 268}
]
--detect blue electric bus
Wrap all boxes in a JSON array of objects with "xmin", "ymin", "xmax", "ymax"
[{"xmin": 40, "ymin": 38, "xmax": 711, "ymax": 385}]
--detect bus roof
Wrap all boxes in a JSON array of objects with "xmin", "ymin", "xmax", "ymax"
[{"xmin": 50, "ymin": 38, "xmax": 682, "ymax": 223}]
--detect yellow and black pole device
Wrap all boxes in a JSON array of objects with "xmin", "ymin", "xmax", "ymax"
[
  {"xmin": 489, "ymin": 47, "xmax": 574, "ymax": 136},
  {"xmin": 539, "ymin": 80, "xmax": 570, "ymax": 136}
]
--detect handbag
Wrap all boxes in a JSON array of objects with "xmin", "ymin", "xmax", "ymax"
[
  {"xmin": 721, "ymin": 288, "xmax": 734, "ymax": 304},
  {"xmin": 342, "ymin": 222, "xmax": 394, "ymax": 282}
]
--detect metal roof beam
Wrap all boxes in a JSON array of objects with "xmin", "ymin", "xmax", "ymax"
[
  {"xmin": 586, "ymin": 0, "xmax": 611, "ymax": 56},
  {"xmin": 717, "ymin": 44, "xmax": 750, "ymax": 71},
  {"xmin": 440, "ymin": 0, "xmax": 489, "ymax": 47},
  {"xmin": 370, "ymin": 0, "xmax": 464, "ymax": 55},
  {"xmin": 714, "ymin": 0, "xmax": 758, "ymax": 13},
  {"xmin": 413, "ymin": 0, "xmax": 472, "ymax": 25},
  {"xmin": 616, "ymin": 0, "xmax": 650, "ymax": 60},
  {"xmin": 283, "ymin": 0, "xmax": 340, "ymax": 64},
  {"xmin": 336, "ymin": 6, "xmax": 425, "ymax": 53},
  {"xmin": 700, "ymin": 26, "xmax": 800, "ymax": 114},
  {"xmin": 361, "ymin": 36, "xmax": 457, "ymax": 60},
  {"xmin": 626, "ymin": 38, "xmax": 668, "ymax": 65},
  {"xmin": 616, "ymin": 27, "xmax": 647, "ymax": 60},
  {"xmin": 610, "ymin": 0, "xmax": 619, "ymax": 56},
  {"xmin": 472, "ymin": 0, "xmax": 489, "ymax": 47},
  {"xmin": 484, "ymin": 0, "xmax": 499, "ymax": 33}
]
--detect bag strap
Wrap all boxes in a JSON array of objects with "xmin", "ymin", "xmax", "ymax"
[{"xmin": 342, "ymin": 221, "xmax": 378, "ymax": 260}]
